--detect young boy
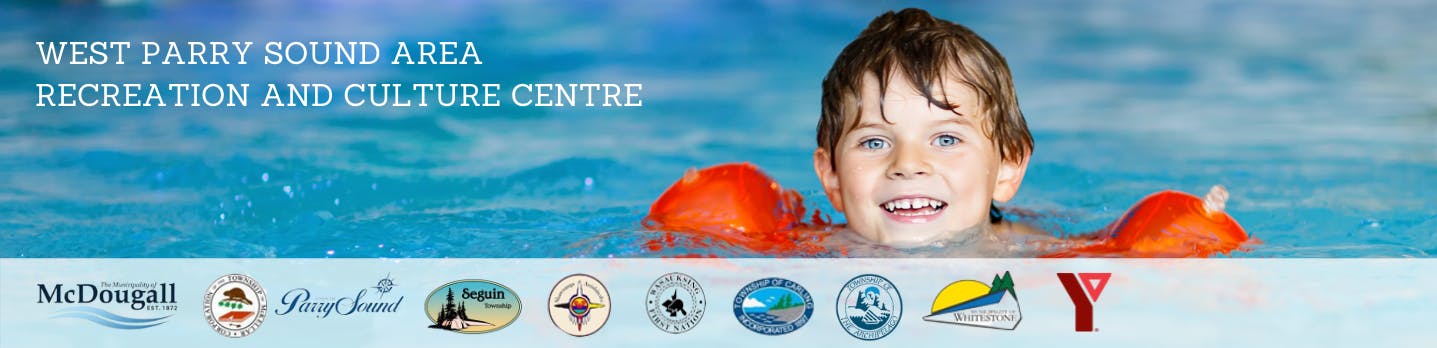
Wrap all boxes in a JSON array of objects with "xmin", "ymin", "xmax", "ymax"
[
  {"xmin": 812, "ymin": 8, "xmax": 1038, "ymax": 248},
  {"xmin": 645, "ymin": 8, "xmax": 1248, "ymax": 257}
]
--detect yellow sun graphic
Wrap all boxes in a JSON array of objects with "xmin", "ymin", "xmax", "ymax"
[{"xmin": 929, "ymin": 280, "xmax": 992, "ymax": 313}]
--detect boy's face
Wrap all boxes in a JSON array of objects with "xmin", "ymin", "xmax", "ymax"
[{"xmin": 814, "ymin": 71, "xmax": 1027, "ymax": 247}]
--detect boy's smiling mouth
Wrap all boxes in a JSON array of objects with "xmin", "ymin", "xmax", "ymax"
[{"xmin": 879, "ymin": 195, "xmax": 948, "ymax": 223}]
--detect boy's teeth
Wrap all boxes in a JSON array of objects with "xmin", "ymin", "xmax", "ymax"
[{"xmin": 882, "ymin": 198, "xmax": 946, "ymax": 212}]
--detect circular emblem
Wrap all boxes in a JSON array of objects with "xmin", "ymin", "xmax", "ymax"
[
  {"xmin": 646, "ymin": 272, "xmax": 706, "ymax": 334},
  {"xmin": 836, "ymin": 274, "xmax": 902, "ymax": 340},
  {"xmin": 548, "ymin": 274, "xmax": 611, "ymax": 336},
  {"xmin": 732, "ymin": 277, "xmax": 813, "ymax": 335},
  {"xmin": 204, "ymin": 274, "xmax": 267, "ymax": 338},
  {"xmin": 423, "ymin": 279, "xmax": 522, "ymax": 334},
  {"xmin": 373, "ymin": 274, "xmax": 396, "ymax": 294}
]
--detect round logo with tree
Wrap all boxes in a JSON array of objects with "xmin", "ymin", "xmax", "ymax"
[
  {"xmin": 732, "ymin": 277, "xmax": 813, "ymax": 335},
  {"xmin": 836, "ymin": 274, "xmax": 901, "ymax": 340}
]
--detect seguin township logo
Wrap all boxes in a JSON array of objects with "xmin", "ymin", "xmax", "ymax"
[
  {"xmin": 646, "ymin": 272, "xmax": 706, "ymax": 334},
  {"xmin": 1057, "ymin": 272, "xmax": 1111, "ymax": 332},
  {"xmin": 733, "ymin": 277, "xmax": 813, "ymax": 335},
  {"xmin": 924, "ymin": 271, "xmax": 1021, "ymax": 330},
  {"xmin": 203, "ymin": 274, "xmax": 266, "ymax": 338},
  {"xmin": 548, "ymin": 274, "xmax": 611, "ymax": 336},
  {"xmin": 836, "ymin": 274, "xmax": 901, "ymax": 340},
  {"xmin": 424, "ymin": 279, "xmax": 521, "ymax": 334}
]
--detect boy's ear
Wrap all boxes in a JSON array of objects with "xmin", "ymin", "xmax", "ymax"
[
  {"xmin": 813, "ymin": 148, "xmax": 845, "ymax": 213},
  {"xmin": 991, "ymin": 153, "xmax": 1029, "ymax": 203}
]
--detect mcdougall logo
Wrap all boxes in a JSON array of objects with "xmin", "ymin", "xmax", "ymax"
[
  {"xmin": 37, "ymin": 282, "xmax": 177, "ymax": 330},
  {"xmin": 274, "ymin": 275, "xmax": 403, "ymax": 318},
  {"xmin": 1057, "ymin": 273, "xmax": 1111, "ymax": 332}
]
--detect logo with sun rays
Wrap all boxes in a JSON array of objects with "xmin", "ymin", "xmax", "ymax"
[
  {"xmin": 925, "ymin": 271, "xmax": 1022, "ymax": 330},
  {"xmin": 548, "ymin": 274, "xmax": 610, "ymax": 336}
]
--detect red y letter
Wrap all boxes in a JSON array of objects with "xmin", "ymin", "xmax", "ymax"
[{"xmin": 1057, "ymin": 273, "xmax": 1110, "ymax": 332}]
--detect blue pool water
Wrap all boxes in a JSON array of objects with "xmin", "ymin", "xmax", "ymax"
[{"xmin": 1, "ymin": 0, "xmax": 1433, "ymax": 257}]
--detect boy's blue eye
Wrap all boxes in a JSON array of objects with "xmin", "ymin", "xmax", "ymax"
[
  {"xmin": 933, "ymin": 134, "xmax": 960, "ymax": 147},
  {"xmin": 861, "ymin": 138, "xmax": 888, "ymax": 150}
]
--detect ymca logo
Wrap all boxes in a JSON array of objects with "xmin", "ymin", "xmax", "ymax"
[{"xmin": 1056, "ymin": 273, "xmax": 1110, "ymax": 332}]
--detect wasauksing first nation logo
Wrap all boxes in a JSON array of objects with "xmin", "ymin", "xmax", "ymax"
[{"xmin": 646, "ymin": 272, "xmax": 705, "ymax": 334}]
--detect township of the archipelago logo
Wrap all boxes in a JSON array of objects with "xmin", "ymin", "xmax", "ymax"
[
  {"xmin": 203, "ymin": 274, "xmax": 266, "ymax": 338},
  {"xmin": 424, "ymin": 279, "xmax": 521, "ymax": 334},
  {"xmin": 548, "ymin": 274, "xmax": 611, "ymax": 336},
  {"xmin": 733, "ymin": 277, "xmax": 813, "ymax": 335},
  {"xmin": 1057, "ymin": 272, "xmax": 1111, "ymax": 332},
  {"xmin": 646, "ymin": 272, "xmax": 706, "ymax": 334},
  {"xmin": 924, "ymin": 271, "xmax": 1021, "ymax": 330},
  {"xmin": 836, "ymin": 274, "xmax": 902, "ymax": 340}
]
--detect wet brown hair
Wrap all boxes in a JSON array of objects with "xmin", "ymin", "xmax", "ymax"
[{"xmin": 818, "ymin": 8, "xmax": 1033, "ymax": 168}]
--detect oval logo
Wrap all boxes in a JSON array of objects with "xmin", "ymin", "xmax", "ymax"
[
  {"xmin": 733, "ymin": 277, "xmax": 813, "ymax": 335},
  {"xmin": 424, "ymin": 279, "xmax": 521, "ymax": 334}
]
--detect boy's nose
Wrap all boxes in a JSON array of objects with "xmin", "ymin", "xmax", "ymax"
[{"xmin": 887, "ymin": 146, "xmax": 931, "ymax": 179}]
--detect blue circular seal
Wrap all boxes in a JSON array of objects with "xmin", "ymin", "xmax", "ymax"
[
  {"xmin": 835, "ymin": 274, "xmax": 901, "ymax": 340},
  {"xmin": 732, "ymin": 277, "xmax": 813, "ymax": 335}
]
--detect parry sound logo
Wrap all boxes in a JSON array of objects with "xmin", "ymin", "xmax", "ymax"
[
  {"xmin": 37, "ymin": 282, "xmax": 178, "ymax": 329},
  {"xmin": 274, "ymin": 274, "xmax": 403, "ymax": 318}
]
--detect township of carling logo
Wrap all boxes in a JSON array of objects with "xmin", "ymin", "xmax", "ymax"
[
  {"xmin": 645, "ymin": 272, "xmax": 706, "ymax": 334},
  {"xmin": 548, "ymin": 274, "xmax": 611, "ymax": 336},
  {"xmin": 924, "ymin": 271, "xmax": 1021, "ymax": 330},
  {"xmin": 836, "ymin": 274, "xmax": 901, "ymax": 340},
  {"xmin": 732, "ymin": 277, "xmax": 813, "ymax": 335},
  {"xmin": 203, "ymin": 274, "xmax": 267, "ymax": 338}
]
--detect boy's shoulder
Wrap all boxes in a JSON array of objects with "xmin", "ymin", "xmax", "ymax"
[{"xmin": 995, "ymin": 219, "xmax": 1054, "ymax": 240}]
